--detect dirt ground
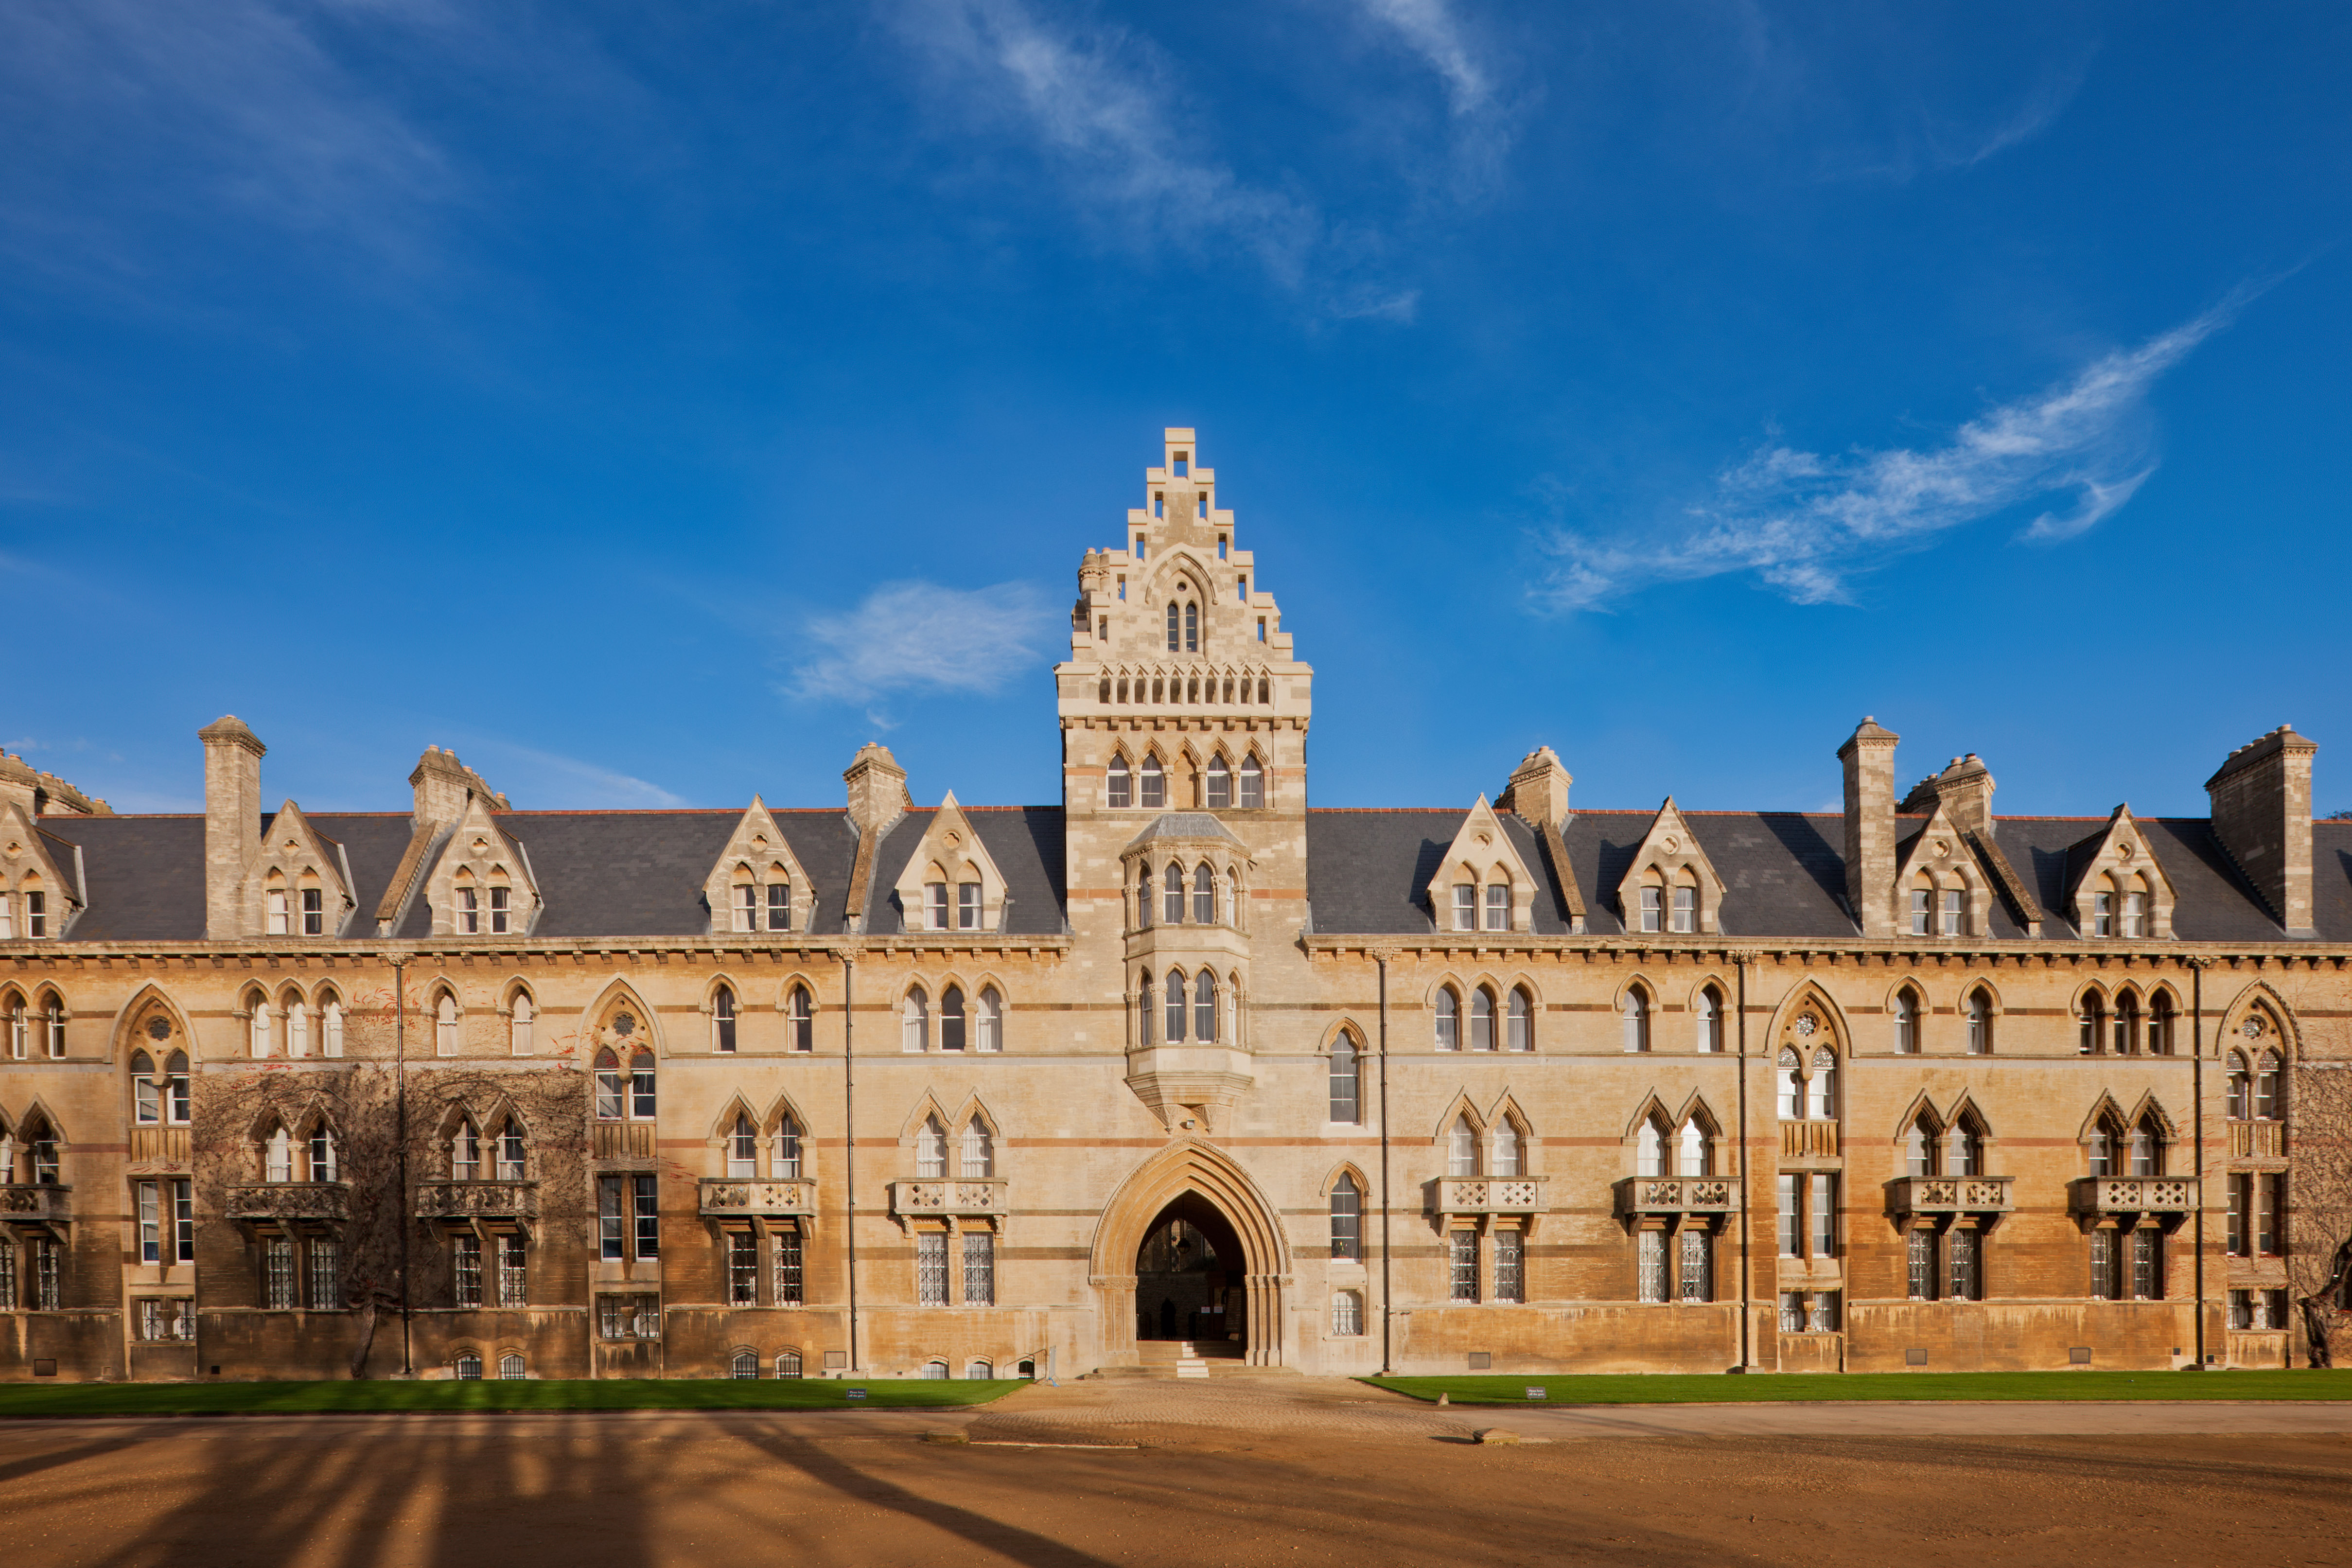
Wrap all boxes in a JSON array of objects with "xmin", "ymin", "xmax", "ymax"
[{"xmin": 5, "ymin": 1377, "xmax": 2351, "ymax": 1568}]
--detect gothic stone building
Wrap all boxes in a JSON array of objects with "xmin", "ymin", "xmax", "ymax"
[{"xmin": 2, "ymin": 429, "xmax": 2346, "ymax": 1383}]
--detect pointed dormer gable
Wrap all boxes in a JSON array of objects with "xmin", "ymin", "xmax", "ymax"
[
  {"xmin": 0, "ymin": 800, "xmax": 81, "ymax": 940},
  {"xmin": 2066, "ymin": 805, "xmax": 2177, "ymax": 939},
  {"xmin": 1422, "ymin": 795, "xmax": 1541, "ymax": 934},
  {"xmin": 1613, "ymin": 797, "xmax": 1729, "ymax": 935},
  {"xmin": 702, "ymin": 795, "xmax": 817, "ymax": 936},
  {"xmin": 243, "ymin": 799, "xmax": 357, "ymax": 939},
  {"xmin": 891, "ymin": 791, "xmax": 1011, "ymax": 934},
  {"xmin": 421, "ymin": 793, "xmax": 541, "ymax": 939},
  {"xmin": 1892, "ymin": 801, "xmax": 1994, "ymax": 941}
]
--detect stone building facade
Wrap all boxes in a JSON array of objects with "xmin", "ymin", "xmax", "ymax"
[{"xmin": 3, "ymin": 428, "xmax": 2348, "ymax": 1383}]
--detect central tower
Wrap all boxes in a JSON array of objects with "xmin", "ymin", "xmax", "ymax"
[{"xmin": 1056, "ymin": 429, "xmax": 1314, "ymax": 1131}]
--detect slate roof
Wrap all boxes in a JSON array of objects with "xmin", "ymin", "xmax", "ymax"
[{"xmin": 29, "ymin": 802, "xmax": 2352, "ymax": 945}]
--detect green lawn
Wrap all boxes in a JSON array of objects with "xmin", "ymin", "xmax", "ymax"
[
  {"xmin": 1364, "ymin": 1370, "xmax": 2352, "ymax": 1406},
  {"xmin": 0, "ymin": 1376, "xmax": 1025, "ymax": 1419}
]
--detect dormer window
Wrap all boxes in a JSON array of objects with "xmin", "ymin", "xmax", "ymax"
[
  {"xmin": 1451, "ymin": 884, "xmax": 1474, "ymax": 931},
  {"xmin": 1909, "ymin": 887, "xmax": 1930, "ymax": 935},
  {"xmin": 1940, "ymin": 889, "xmax": 1962, "ymax": 936},
  {"xmin": 268, "ymin": 886, "xmax": 290, "ymax": 935},
  {"xmin": 737, "ymin": 884, "xmax": 759, "ymax": 931},
  {"xmin": 958, "ymin": 882, "xmax": 981, "ymax": 930},
  {"xmin": 302, "ymin": 887, "xmax": 324, "ymax": 935},
  {"xmin": 925, "ymin": 882, "xmax": 948, "ymax": 931},
  {"xmin": 1639, "ymin": 886, "xmax": 1661, "ymax": 933},
  {"xmin": 1484, "ymin": 883, "xmax": 1509, "ymax": 932},
  {"xmin": 489, "ymin": 886, "xmax": 509, "ymax": 934},
  {"xmin": 1671, "ymin": 884, "xmax": 1695, "ymax": 934},
  {"xmin": 23, "ymin": 890, "xmax": 43, "ymax": 938},
  {"xmin": 2122, "ymin": 891, "xmax": 2147, "ymax": 938},
  {"xmin": 2091, "ymin": 890, "xmax": 2113, "ymax": 937}
]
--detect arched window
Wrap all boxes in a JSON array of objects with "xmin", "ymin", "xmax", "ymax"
[
  {"xmin": 1696, "ymin": 986, "xmax": 1723, "ymax": 1053},
  {"xmin": 265, "ymin": 1125, "xmax": 295, "ymax": 1183},
  {"xmin": 1435, "ymin": 987, "xmax": 1460, "ymax": 1051},
  {"xmin": 1135, "ymin": 864, "xmax": 1154, "ymax": 929},
  {"xmin": 713, "ymin": 986, "xmax": 737, "ymax": 1054},
  {"xmin": 966, "ymin": 1359, "xmax": 994, "ymax": 1380},
  {"xmin": 248, "ymin": 993, "xmax": 271, "ymax": 1059},
  {"xmin": 776, "ymin": 1350, "xmax": 804, "ymax": 1379},
  {"xmin": 2148, "ymin": 993, "xmax": 2175, "ymax": 1055},
  {"xmin": 435, "ymin": 992, "xmax": 458, "ymax": 1057},
  {"xmin": 1507, "ymin": 987, "xmax": 1533, "ymax": 1052},
  {"xmin": 311, "ymin": 1123, "xmax": 340, "ymax": 1181},
  {"xmin": 1238, "ymin": 755, "xmax": 1264, "ymax": 809},
  {"xmin": 1807, "ymin": 1050, "xmax": 1837, "ymax": 1120},
  {"xmin": 1904, "ymin": 1116, "xmax": 1936, "ymax": 1177},
  {"xmin": 1107, "ymin": 755, "xmax": 1132, "ymax": 809},
  {"xmin": 2128, "ymin": 1116, "xmax": 2161, "ymax": 1177},
  {"xmin": 789, "ymin": 985, "xmax": 814, "ymax": 1052},
  {"xmin": 1965, "ymin": 989, "xmax": 1992, "ymax": 1055},
  {"xmin": 456, "ymin": 1354, "xmax": 482, "ymax": 1381},
  {"xmin": 594, "ymin": 1049, "xmax": 624, "ymax": 1120},
  {"xmin": 1140, "ymin": 756, "xmax": 1166, "ymax": 810},
  {"xmin": 916, "ymin": 1115, "xmax": 947, "ymax": 1179},
  {"xmin": 728, "ymin": 1114, "xmax": 758, "ymax": 1178},
  {"xmin": 320, "ymin": 994, "xmax": 344, "ymax": 1058},
  {"xmin": 940, "ymin": 985, "xmax": 967, "ymax": 1053},
  {"xmin": 1138, "ymin": 973, "xmax": 1154, "ymax": 1045},
  {"xmin": 731, "ymin": 1350, "xmax": 759, "ymax": 1379},
  {"xmin": 1947, "ymin": 1119, "xmax": 1983, "ymax": 1177},
  {"xmin": 1333, "ymin": 1289, "xmax": 1364, "ymax": 1336},
  {"xmin": 1670, "ymin": 878, "xmax": 1696, "ymax": 934},
  {"xmin": 922, "ymin": 1359, "xmax": 950, "ymax": 1380},
  {"xmin": 1165, "ymin": 601, "xmax": 1180, "ymax": 650},
  {"xmin": 959, "ymin": 1116, "xmax": 993, "ymax": 1177},
  {"xmin": 1448, "ymin": 1115, "xmax": 1479, "ymax": 1177},
  {"xmin": 449, "ymin": 1120, "xmax": 479, "ymax": 1181},
  {"xmin": 2254, "ymin": 1052, "xmax": 2282, "ymax": 1121},
  {"xmin": 283, "ymin": 991, "xmax": 309, "ymax": 1058},
  {"xmin": 1469, "ymin": 987, "xmax": 1495, "ymax": 1052},
  {"xmin": 1329, "ymin": 1034, "xmax": 1359, "ymax": 1123},
  {"xmin": 131, "ymin": 1050, "xmax": 159, "ymax": 1124},
  {"xmin": 2077, "ymin": 993, "xmax": 2105, "ymax": 1056},
  {"xmin": 1164, "ymin": 968, "xmax": 1187, "ymax": 1042},
  {"xmin": 508, "ymin": 992, "xmax": 532, "ymax": 1056},
  {"xmin": 1620, "ymin": 987, "xmax": 1650, "ymax": 1054},
  {"xmin": 1163, "ymin": 862, "xmax": 1186, "ymax": 925},
  {"xmin": 1206, "ymin": 756, "xmax": 1231, "ymax": 809},
  {"xmin": 166, "ymin": 1051, "xmax": 190, "ymax": 1124},
  {"xmin": 1184, "ymin": 601, "xmax": 1198, "ymax": 652},
  {"xmin": 2113, "ymin": 992, "xmax": 2140, "ymax": 1055},
  {"xmin": 902, "ymin": 987, "xmax": 929, "ymax": 1053},
  {"xmin": 1193, "ymin": 863, "xmax": 1216, "ymax": 924},
  {"xmin": 493, "ymin": 1120, "xmax": 523, "ymax": 1180},
  {"xmin": 1194, "ymin": 971, "xmax": 1217, "ymax": 1042},
  {"xmin": 1636, "ymin": 875, "xmax": 1662, "ymax": 933},
  {"xmin": 2088, "ymin": 1117, "xmax": 2119, "ymax": 1177},
  {"xmin": 2227, "ymin": 1051, "xmax": 2250, "ymax": 1119},
  {"xmin": 1774, "ymin": 1048, "xmax": 1800, "ymax": 1119},
  {"xmin": 500, "ymin": 1353, "xmax": 526, "ymax": 1380},
  {"xmin": 629, "ymin": 1050, "xmax": 656, "ymax": 1118},
  {"xmin": 1491, "ymin": 1120, "xmax": 1522, "ymax": 1178},
  {"xmin": 1894, "ymin": 988, "xmax": 1920, "ymax": 1054},
  {"xmin": 1485, "ymin": 881, "xmax": 1510, "ymax": 932},
  {"xmin": 1678, "ymin": 1119, "xmax": 1711, "ymax": 1177},
  {"xmin": 974, "ymin": 986, "xmax": 1003, "ymax": 1053},
  {"xmin": 772, "ymin": 1112, "xmax": 803, "ymax": 1178},
  {"xmin": 1636, "ymin": 1118, "xmax": 1666, "ymax": 1178}
]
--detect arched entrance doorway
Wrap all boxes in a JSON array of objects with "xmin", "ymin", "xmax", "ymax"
[
  {"xmin": 1134, "ymin": 1195, "xmax": 1244, "ymax": 1346},
  {"xmin": 1090, "ymin": 1140, "xmax": 1290, "ymax": 1366}
]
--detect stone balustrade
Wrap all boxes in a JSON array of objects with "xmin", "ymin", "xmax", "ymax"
[
  {"xmin": 226, "ymin": 1182, "xmax": 351, "ymax": 1222},
  {"xmin": 0, "ymin": 1183, "xmax": 69, "ymax": 1222},
  {"xmin": 1886, "ymin": 1175, "xmax": 2013, "ymax": 1216},
  {"xmin": 2068, "ymin": 1176, "xmax": 2199, "ymax": 1216},
  {"xmin": 698, "ymin": 1178, "xmax": 814, "ymax": 1217},
  {"xmin": 1613, "ymin": 1175, "xmax": 1736, "ymax": 1217},
  {"xmin": 413, "ymin": 1180, "xmax": 540, "ymax": 1220},
  {"xmin": 1425, "ymin": 1176, "xmax": 1548, "ymax": 1216},
  {"xmin": 889, "ymin": 1179, "xmax": 1008, "ymax": 1217}
]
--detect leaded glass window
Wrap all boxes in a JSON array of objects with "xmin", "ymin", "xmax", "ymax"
[
  {"xmin": 918, "ymin": 1232, "xmax": 949, "ymax": 1305},
  {"xmin": 1494, "ymin": 1229, "xmax": 1525, "ymax": 1303},
  {"xmin": 1449, "ymin": 1230, "xmax": 1479, "ymax": 1302},
  {"xmin": 1637, "ymin": 1230, "xmax": 1667, "ymax": 1304}
]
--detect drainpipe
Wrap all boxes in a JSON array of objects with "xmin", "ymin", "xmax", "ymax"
[
  {"xmin": 2192, "ymin": 959, "xmax": 2205, "ymax": 1367},
  {"xmin": 1736, "ymin": 955, "xmax": 1751, "ymax": 1370},
  {"xmin": 843, "ymin": 954, "xmax": 859, "ymax": 1374},
  {"xmin": 1377, "ymin": 954, "xmax": 1393, "ymax": 1375},
  {"xmin": 394, "ymin": 955, "xmax": 411, "ymax": 1377}
]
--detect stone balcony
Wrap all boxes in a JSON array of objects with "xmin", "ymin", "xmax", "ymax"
[
  {"xmin": 1614, "ymin": 1175, "xmax": 1736, "ymax": 1218},
  {"xmin": 699, "ymin": 1178, "xmax": 815, "ymax": 1217},
  {"xmin": 1425, "ymin": 1176, "xmax": 1548, "ymax": 1218},
  {"xmin": 0, "ymin": 1183, "xmax": 70, "ymax": 1224},
  {"xmin": 226, "ymin": 1182, "xmax": 351, "ymax": 1223},
  {"xmin": 2069, "ymin": 1176, "xmax": 2199, "ymax": 1216},
  {"xmin": 414, "ymin": 1180, "xmax": 540, "ymax": 1221},
  {"xmin": 1886, "ymin": 1175, "xmax": 2014, "ymax": 1218},
  {"xmin": 889, "ymin": 1179, "xmax": 1008, "ymax": 1218}
]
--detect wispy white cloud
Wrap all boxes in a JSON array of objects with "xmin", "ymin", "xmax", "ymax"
[
  {"xmin": 1352, "ymin": 0, "xmax": 1491, "ymax": 116},
  {"xmin": 788, "ymin": 580, "xmax": 1059, "ymax": 707},
  {"xmin": 465, "ymin": 742, "xmax": 686, "ymax": 810},
  {"xmin": 1325, "ymin": 285, "xmax": 1421, "ymax": 324},
  {"xmin": 887, "ymin": 0, "xmax": 1319, "ymax": 284},
  {"xmin": 1536, "ymin": 299, "xmax": 2249, "ymax": 612}
]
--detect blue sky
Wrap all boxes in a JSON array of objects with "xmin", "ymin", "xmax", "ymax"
[{"xmin": 4, "ymin": 2, "xmax": 2348, "ymax": 821}]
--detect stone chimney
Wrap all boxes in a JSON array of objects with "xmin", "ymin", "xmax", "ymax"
[
  {"xmin": 1838, "ymin": 716, "xmax": 1900, "ymax": 937},
  {"xmin": 409, "ymin": 746, "xmax": 505, "ymax": 830},
  {"xmin": 843, "ymin": 742, "xmax": 910, "ymax": 840},
  {"xmin": 200, "ymin": 716, "xmax": 266, "ymax": 940},
  {"xmin": 2206, "ymin": 725, "xmax": 2318, "ymax": 937},
  {"xmin": 1499, "ymin": 746, "xmax": 1573, "ymax": 826},
  {"xmin": 1900, "ymin": 753, "xmax": 1997, "ymax": 838}
]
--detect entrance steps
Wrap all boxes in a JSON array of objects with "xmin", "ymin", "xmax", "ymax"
[{"xmin": 1089, "ymin": 1340, "xmax": 1297, "ymax": 1381}]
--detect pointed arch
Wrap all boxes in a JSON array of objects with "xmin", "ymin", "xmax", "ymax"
[
  {"xmin": 945, "ymin": 1094, "xmax": 1006, "ymax": 1141},
  {"xmin": 1763, "ymin": 983, "xmax": 1851, "ymax": 1050},
  {"xmin": 1087, "ymin": 1137, "xmax": 1294, "ymax": 1301},
  {"xmin": 2118, "ymin": 1089, "xmax": 2180, "ymax": 1142},
  {"xmin": 2216, "ymin": 980, "xmax": 2300, "ymax": 1058},
  {"xmin": 1889, "ymin": 1089, "xmax": 1947, "ymax": 1144},
  {"xmin": 2076, "ymin": 1092, "xmax": 2132, "ymax": 1144},
  {"xmin": 581, "ymin": 977, "xmax": 664, "ymax": 1055},
  {"xmin": 108, "ymin": 984, "xmax": 192, "ymax": 1062},
  {"xmin": 1318, "ymin": 1160, "xmax": 1373, "ymax": 1199},
  {"xmin": 896, "ymin": 1094, "xmax": 956, "ymax": 1145}
]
